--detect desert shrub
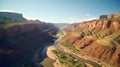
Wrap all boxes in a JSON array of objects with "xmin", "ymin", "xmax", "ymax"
[{"xmin": 52, "ymin": 50, "xmax": 86, "ymax": 67}]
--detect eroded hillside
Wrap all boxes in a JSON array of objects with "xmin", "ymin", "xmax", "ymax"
[
  {"xmin": 0, "ymin": 12, "xmax": 58, "ymax": 67},
  {"xmin": 61, "ymin": 12, "xmax": 120, "ymax": 67}
]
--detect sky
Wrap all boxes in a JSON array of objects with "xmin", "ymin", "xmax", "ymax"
[{"xmin": 0, "ymin": 0, "xmax": 120, "ymax": 23}]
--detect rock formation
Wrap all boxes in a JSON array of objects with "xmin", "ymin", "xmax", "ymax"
[
  {"xmin": 0, "ymin": 12, "xmax": 58, "ymax": 67},
  {"xmin": 100, "ymin": 12, "xmax": 120, "ymax": 19},
  {"xmin": 0, "ymin": 12, "xmax": 26, "ymax": 21},
  {"xmin": 62, "ymin": 12, "xmax": 120, "ymax": 67}
]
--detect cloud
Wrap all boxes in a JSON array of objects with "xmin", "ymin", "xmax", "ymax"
[
  {"xmin": 84, "ymin": 17, "xmax": 98, "ymax": 21},
  {"xmin": 24, "ymin": 16, "xmax": 39, "ymax": 20}
]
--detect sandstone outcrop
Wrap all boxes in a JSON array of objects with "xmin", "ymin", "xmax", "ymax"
[
  {"xmin": 100, "ymin": 12, "xmax": 120, "ymax": 19},
  {"xmin": 62, "ymin": 12, "xmax": 120, "ymax": 67}
]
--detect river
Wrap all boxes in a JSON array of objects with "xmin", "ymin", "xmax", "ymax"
[
  {"xmin": 32, "ymin": 31, "xmax": 66, "ymax": 67},
  {"xmin": 40, "ymin": 31, "xmax": 66, "ymax": 59},
  {"xmin": 33, "ymin": 31, "xmax": 101, "ymax": 67}
]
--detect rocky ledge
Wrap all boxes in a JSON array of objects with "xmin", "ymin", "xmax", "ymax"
[{"xmin": 62, "ymin": 12, "xmax": 120, "ymax": 67}]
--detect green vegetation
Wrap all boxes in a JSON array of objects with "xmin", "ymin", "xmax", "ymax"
[
  {"xmin": 52, "ymin": 50, "xmax": 86, "ymax": 67},
  {"xmin": 73, "ymin": 28, "xmax": 112, "ymax": 39},
  {"xmin": 0, "ymin": 16, "xmax": 42, "ymax": 28},
  {"xmin": 0, "ymin": 16, "xmax": 26, "ymax": 28},
  {"xmin": 57, "ymin": 30, "xmax": 64, "ymax": 35},
  {"xmin": 72, "ymin": 24, "xmax": 120, "ymax": 46},
  {"xmin": 55, "ymin": 30, "xmax": 64, "ymax": 38},
  {"xmin": 97, "ymin": 32, "xmax": 120, "ymax": 46},
  {"xmin": 60, "ymin": 42, "xmax": 80, "ymax": 54}
]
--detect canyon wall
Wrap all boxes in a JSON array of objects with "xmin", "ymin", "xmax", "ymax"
[
  {"xmin": 0, "ymin": 12, "xmax": 58, "ymax": 67},
  {"xmin": 62, "ymin": 12, "xmax": 120, "ymax": 67}
]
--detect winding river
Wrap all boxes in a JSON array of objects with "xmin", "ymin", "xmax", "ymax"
[
  {"xmin": 41, "ymin": 31, "xmax": 66, "ymax": 59},
  {"xmin": 32, "ymin": 31, "xmax": 66, "ymax": 67},
  {"xmin": 33, "ymin": 31, "xmax": 101, "ymax": 67}
]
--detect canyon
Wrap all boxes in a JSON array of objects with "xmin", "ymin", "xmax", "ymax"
[
  {"xmin": 61, "ymin": 12, "xmax": 120, "ymax": 67},
  {"xmin": 0, "ymin": 12, "xmax": 58, "ymax": 67},
  {"xmin": 0, "ymin": 12, "xmax": 120, "ymax": 67}
]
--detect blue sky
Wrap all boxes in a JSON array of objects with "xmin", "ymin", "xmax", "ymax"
[{"xmin": 0, "ymin": 0, "xmax": 120, "ymax": 23}]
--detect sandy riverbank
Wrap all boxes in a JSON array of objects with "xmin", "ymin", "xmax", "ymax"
[
  {"xmin": 46, "ymin": 46, "xmax": 57, "ymax": 59},
  {"xmin": 45, "ymin": 46, "xmax": 65, "ymax": 67}
]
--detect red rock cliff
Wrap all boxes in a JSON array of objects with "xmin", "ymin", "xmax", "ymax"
[{"xmin": 62, "ymin": 12, "xmax": 120, "ymax": 67}]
